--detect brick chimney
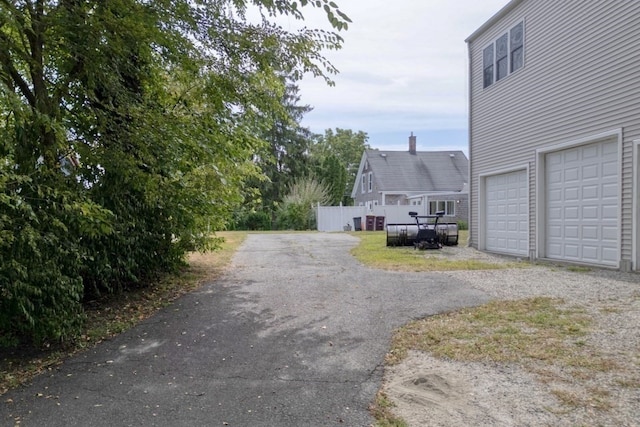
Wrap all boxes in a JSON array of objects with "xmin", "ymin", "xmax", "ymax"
[{"xmin": 409, "ymin": 132, "xmax": 417, "ymax": 155}]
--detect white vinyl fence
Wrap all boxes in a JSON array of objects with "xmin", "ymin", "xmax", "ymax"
[{"xmin": 315, "ymin": 204, "xmax": 430, "ymax": 232}]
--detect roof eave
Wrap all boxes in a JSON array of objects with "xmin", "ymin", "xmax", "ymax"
[{"xmin": 465, "ymin": 0, "xmax": 525, "ymax": 43}]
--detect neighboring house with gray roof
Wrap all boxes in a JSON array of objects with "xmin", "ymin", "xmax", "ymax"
[{"xmin": 350, "ymin": 134, "xmax": 469, "ymax": 223}]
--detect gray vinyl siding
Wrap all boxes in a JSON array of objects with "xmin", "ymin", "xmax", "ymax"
[{"xmin": 467, "ymin": 0, "xmax": 640, "ymax": 265}]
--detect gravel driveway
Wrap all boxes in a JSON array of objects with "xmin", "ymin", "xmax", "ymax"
[{"xmin": 2, "ymin": 233, "xmax": 490, "ymax": 426}]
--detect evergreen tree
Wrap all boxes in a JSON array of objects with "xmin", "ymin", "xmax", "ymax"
[{"xmin": 250, "ymin": 80, "xmax": 315, "ymax": 221}]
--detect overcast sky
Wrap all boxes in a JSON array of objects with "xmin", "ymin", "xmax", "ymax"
[{"xmin": 285, "ymin": 0, "xmax": 511, "ymax": 154}]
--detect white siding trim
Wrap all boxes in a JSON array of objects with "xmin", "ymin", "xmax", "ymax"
[
  {"xmin": 633, "ymin": 140, "xmax": 640, "ymax": 270},
  {"xmin": 535, "ymin": 128, "xmax": 623, "ymax": 266},
  {"xmin": 478, "ymin": 164, "xmax": 529, "ymax": 252}
]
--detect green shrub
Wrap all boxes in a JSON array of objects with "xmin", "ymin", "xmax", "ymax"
[
  {"xmin": 276, "ymin": 177, "xmax": 328, "ymax": 230},
  {"xmin": 234, "ymin": 210, "xmax": 272, "ymax": 230},
  {"xmin": 0, "ymin": 181, "xmax": 91, "ymax": 346}
]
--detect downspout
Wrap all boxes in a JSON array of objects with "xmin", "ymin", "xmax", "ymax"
[{"xmin": 466, "ymin": 40, "xmax": 474, "ymax": 248}]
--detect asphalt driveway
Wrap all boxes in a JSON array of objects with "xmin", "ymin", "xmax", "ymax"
[{"xmin": 2, "ymin": 233, "xmax": 490, "ymax": 426}]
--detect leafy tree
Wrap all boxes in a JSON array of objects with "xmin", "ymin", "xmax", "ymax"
[
  {"xmin": 0, "ymin": 0, "xmax": 350, "ymax": 345},
  {"xmin": 311, "ymin": 128, "xmax": 370, "ymax": 204}
]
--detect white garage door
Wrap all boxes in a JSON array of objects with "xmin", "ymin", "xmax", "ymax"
[
  {"xmin": 485, "ymin": 170, "xmax": 529, "ymax": 256},
  {"xmin": 545, "ymin": 140, "xmax": 619, "ymax": 266}
]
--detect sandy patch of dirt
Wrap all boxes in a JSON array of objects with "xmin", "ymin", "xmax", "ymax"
[{"xmin": 384, "ymin": 352, "xmax": 559, "ymax": 427}]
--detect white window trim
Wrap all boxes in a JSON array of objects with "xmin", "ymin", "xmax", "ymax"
[
  {"xmin": 368, "ymin": 172, "xmax": 373, "ymax": 193},
  {"xmin": 483, "ymin": 19, "xmax": 525, "ymax": 89},
  {"xmin": 361, "ymin": 174, "xmax": 366, "ymax": 194},
  {"xmin": 428, "ymin": 200, "xmax": 456, "ymax": 216}
]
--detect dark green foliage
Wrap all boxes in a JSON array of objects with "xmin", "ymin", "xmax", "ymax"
[
  {"xmin": 0, "ymin": 181, "xmax": 86, "ymax": 346},
  {"xmin": 234, "ymin": 211, "xmax": 273, "ymax": 231},
  {"xmin": 457, "ymin": 221, "xmax": 469, "ymax": 231},
  {"xmin": 253, "ymin": 81, "xmax": 315, "ymax": 212},
  {"xmin": 310, "ymin": 128, "xmax": 370, "ymax": 204},
  {"xmin": 0, "ymin": 0, "xmax": 348, "ymax": 346},
  {"xmin": 317, "ymin": 154, "xmax": 348, "ymax": 205}
]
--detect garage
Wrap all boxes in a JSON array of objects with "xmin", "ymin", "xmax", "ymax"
[
  {"xmin": 484, "ymin": 169, "xmax": 529, "ymax": 256},
  {"xmin": 545, "ymin": 140, "xmax": 619, "ymax": 266}
]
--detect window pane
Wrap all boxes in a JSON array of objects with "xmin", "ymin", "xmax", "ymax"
[
  {"xmin": 483, "ymin": 66, "xmax": 494, "ymax": 88},
  {"xmin": 511, "ymin": 46, "xmax": 523, "ymax": 72},
  {"xmin": 483, "ymin": 45, "xmax": 494, "ymax": 88},
  {"xmin": 511, "ymin": 22, "xmax": 523, "ymax": 49},
  {"xmin": 446, "ymin": 201, "xmax": 455, "ymax": 216},
  {"xmin": 483, "ymin": 44, "xmax": 494, "ymax": 67},
  {"xmin": 496, "ymin": 57, "xmax": 508, "ymax": 80},
  {"xmin": 495, "ymin": 33, "xmax": 508, "ymax": 81},
  {"xmin": 429, "ymin": 201, "xmax": 436, "ymax": 215},
  {"xmin": 496, "ymin": 34, "xmax": 508, "ymax": 60},
  {"xmin": 511, "ymin": 22, "xmax": 524, "ymax": 72}
]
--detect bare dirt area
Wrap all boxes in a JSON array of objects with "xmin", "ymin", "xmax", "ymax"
[{"xmin": 381, "ymin": 247, "xmax": 640, "ymax": 427}]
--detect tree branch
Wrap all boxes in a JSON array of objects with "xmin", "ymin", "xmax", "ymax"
[{"xmin": 0, "ymin": 32, "xmax": 36, "ymax": 106}]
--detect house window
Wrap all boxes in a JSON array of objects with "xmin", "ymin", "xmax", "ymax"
[
  {"xmin": 510, "ymin": 22, "xmax": 524, "ymax": 72},
  {"xmin": 483, "ymin": 20, "xmax": 524, "ymax": 88},
  {"xmin": 361, "ymin": 175, "xmax": 366, "ymax": 194},
  {"xmin": 368, "ymin": 172, "xmax": 373, "ymax": 192},
  {"xmin": 483, "ymin": 44, "xmax": 494, "ymax": 88},
  {"xmin": 495, "ymin": 33, "xmax": 508, "ymax": 81},
  {"xmin": 428, "ymin": 200, "xmax": 455, "ymax": 216}
]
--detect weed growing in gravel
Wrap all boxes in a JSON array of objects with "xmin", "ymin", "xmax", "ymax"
[{"xmin": 370, "ymin": 390, "xmax": 408, "ymax": 427}]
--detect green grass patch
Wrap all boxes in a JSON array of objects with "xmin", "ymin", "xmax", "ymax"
[
  {"xmin": 386, "ymin": 298, "xmax": 594, "ymax": 366},
  {"xmin": 566, "ymin": 265, "xmax": 592, "ymax": 273},
  {"xmin": 350, "ymin": 231, "xmax": 521, "ymax": 271}
]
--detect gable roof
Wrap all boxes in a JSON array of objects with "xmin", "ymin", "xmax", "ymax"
[{"xmin": 352, "ymin": 149, "xmax": 469, "ymax": 197}]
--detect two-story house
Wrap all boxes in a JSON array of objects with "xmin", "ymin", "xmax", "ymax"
[
  {"xmin": 466, "ymin": 0, "xmax": 640, "ymax": 270},
  {"xmin": 351, "ymin": 134, "xmax": 469, "ymax": 223}
]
